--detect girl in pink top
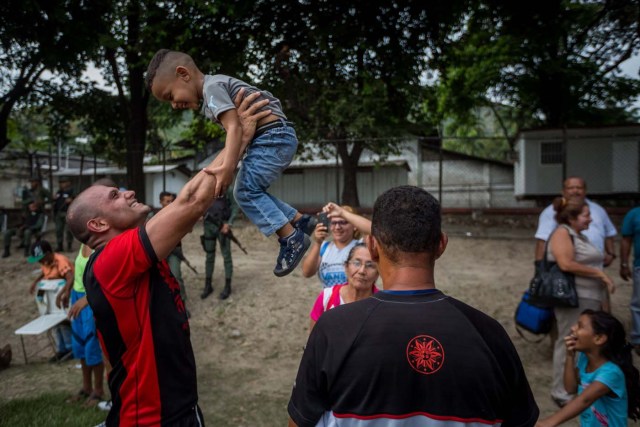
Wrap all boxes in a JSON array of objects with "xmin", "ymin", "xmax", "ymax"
[{"xmin": 309, "ymin": 243, "xmax": 379, "ymax": 331}]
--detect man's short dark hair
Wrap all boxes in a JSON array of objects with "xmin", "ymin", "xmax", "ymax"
[
  {"xmin": 371, "ymin": 186, "xmax": 441, "ymax": 261},
  {"xmin": 159, "ymin": 191, "xmax": 173, "ymax": 200}
]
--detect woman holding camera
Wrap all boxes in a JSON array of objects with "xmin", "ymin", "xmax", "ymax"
[{"xmin": 302, "ymin": 202, "xmax": 371, "ymax": 288}]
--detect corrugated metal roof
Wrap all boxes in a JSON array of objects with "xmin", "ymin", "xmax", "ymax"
[{"xmin": 52, "ymin": 165, "xmax": 182, "ymax": 176}]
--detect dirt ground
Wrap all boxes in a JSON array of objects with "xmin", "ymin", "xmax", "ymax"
[{"xmin": 0, "ymin": 217, "xmax": 635, "ymax": 426}]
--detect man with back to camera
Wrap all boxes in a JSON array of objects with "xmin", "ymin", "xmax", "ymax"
[
  {"xmin": 288, "ymin": 185, "xmax": 539, "ymax": 427},
  {"xmin": 65, "ymin": 92, "xmax": 270, "ymax": 427}
]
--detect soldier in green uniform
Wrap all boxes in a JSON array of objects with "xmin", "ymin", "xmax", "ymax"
[
  {"xmin": 22, "ymin": 177, "xmax": 51, "ymax": 212},
  {"xmin": 201, "ymin": 185, "xmax": 238, "ymax": 300},
  {"xmin": 53, "ymin": 177, "xmax": 75, "ymax": 252},
  {"xmin": 2, "ymin": 202, "xmax": 45, "ymax": 257},
  {"xmin": 16, "ymin": 177, "xmax": 50, "ymax": 248}
]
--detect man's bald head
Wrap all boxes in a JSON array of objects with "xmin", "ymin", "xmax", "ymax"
[{"xmin": 66, "ymin": 185, "xmax": 106, "ymax": 246}]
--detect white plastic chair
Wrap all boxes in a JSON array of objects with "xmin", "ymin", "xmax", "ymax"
[{"xmin": 14, "ymin": 279, "xmax": 68, "ymax": 363}]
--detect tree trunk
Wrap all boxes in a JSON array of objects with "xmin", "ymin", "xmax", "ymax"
[
  {"xmin": 79, "ymin": 153, "xmax": 85, "ymax": 186},
  {"xmin": 0, "ymin": 98, "xmax": 20, "ymax": 152},
  {"xmin": 341, "ymin": 160, "xmax": 360, "ymax": 207},
  {"xmin": 126, "ymin": 89, "xmax": 147, "ymax": 202},
  {"xmin": 337, "ymin": 141, "xmax": 364, "ymax": 207},
  {"xmin": 123, "ymin": 1, "xmax": 149, "ymax": 203},
  {"xmin": 0, "ymin": 112, "xmax": 10, "ymax": 153}
]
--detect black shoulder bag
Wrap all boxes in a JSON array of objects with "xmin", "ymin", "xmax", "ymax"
[{"xmin": 527, "ymin": 231, "xmax": 578, "ymax": 308}]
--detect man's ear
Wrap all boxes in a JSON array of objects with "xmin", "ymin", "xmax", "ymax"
[
  {"xmin": 175, "ymin": 65, "xmax": 191, "ymax": 81},
  {"xmin": 366, "ymin": 234, "xmax": 379, "ymax": 262},
  {"xmin": 87, "ymin": 218, "xmax": 110, "ymax": 234},
  {"xmin": 435, "ymin": 232, "xmax": 448, "ymax": 260}
]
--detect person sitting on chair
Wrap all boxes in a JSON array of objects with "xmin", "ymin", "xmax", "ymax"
[
  {"xmin": 3, "ymin": 202, "xmax": 45, "ymax": 258},
  {"xmin": 28, "ymin": 239, "xmax": 74, "ymax": 362}
]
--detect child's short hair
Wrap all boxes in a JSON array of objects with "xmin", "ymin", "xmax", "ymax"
[{"xmin": 145, "ymin": 49, "xmax": 196, "ymax": 92}]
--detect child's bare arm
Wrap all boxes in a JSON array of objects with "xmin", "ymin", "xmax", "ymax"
[
  {"xmin": 56, "ymin": 269, "xmax": 74, "ymax": 309},
  {"xmin": 210, "ymin": 110, "xmax": 243, "ymax": 197},
  {"xmin": 536, "ymin": 381, "xmax": 612, "ymax": 427},
  {"xmin": 562, "ymin": 349, "xmax": 578, "ymax": 394},
  {"xmin": 29, "ymin": 273, "xmax": 44, "ymax": 294}
]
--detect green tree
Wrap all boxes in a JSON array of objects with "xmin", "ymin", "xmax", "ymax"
[
  {"xmin": 0, "ymin": 0, "xmax": 111, "ymax": 152},
  {"xmin": 90, "ymin": 0, "xmax": 254, "ymax": 202},
  {"xmin": 247, "ymin": 0, "xmax": 466, "ymax": 206},
  {"xmin": 6, "ymin": 107, "xmax": 51, "ymax": 177},
  {"xmin": 433, "ymin": 0, "xmax": 640, "ymax": 148}
]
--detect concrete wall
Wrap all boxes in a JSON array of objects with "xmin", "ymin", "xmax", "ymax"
[
  {"xmin": 422, "ymin": 159, "xmax": 533, "ymax": 208},
  {"xmin": 269, "ymin": 165, "xmax": 408, "ymax": 209}
]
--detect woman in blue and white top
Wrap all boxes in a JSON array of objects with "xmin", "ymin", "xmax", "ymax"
[{"xmin": 302, "ymin": 203, "xmax": 371, "ymax": 288}]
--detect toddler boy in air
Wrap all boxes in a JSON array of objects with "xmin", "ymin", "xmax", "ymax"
[{"xmin": 145, "ymin": 49, "xmax": 315, "ymax": 276}]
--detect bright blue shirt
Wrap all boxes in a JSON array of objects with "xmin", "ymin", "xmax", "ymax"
[
  {"xmin": 622, "ymin": 207, "xmax": 640, "ymax": 268},
  {"xmin": 577, "ymin": 352, "xmax": 627, "ymax": 427}
]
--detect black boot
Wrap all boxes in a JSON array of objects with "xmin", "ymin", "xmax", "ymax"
[
  {"xmin": 219, "ymin": 279, "xmax": 232, "ymax": 300},
  {"xmin": 2, "ymin": 248, "xmax": 9, "ymax": 258},
  {"xmin": 200, "ymin": 278, "xmax": 213, "ymax": 299}
]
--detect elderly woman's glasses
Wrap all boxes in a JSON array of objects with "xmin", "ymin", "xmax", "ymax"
[{"xmin": 348, "ymin": 260, "xmax": 377, "ymax": 271}]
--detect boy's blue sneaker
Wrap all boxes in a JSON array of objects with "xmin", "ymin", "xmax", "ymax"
[
  {"xmin": 294, "ymin": 214, "xmax": 318, "ymax": 236},
  {"xmin": 274, "ymin": 228, "xmax": 310, "ymax": 277}
]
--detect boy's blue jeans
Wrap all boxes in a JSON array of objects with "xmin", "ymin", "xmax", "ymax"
[{"xmin": 234, "ymin": 124, "xmax": 298, "ymax": 236}]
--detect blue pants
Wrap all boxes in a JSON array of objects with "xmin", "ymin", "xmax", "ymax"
[
  {"xmin": 70, "ymin": 290, "xmax": 103, "ymax": 366},
  {"xmin": 234, "ymin": 123, "xmax": 298, "ymax": 237},
  {"xmin": 631, "ymin": 267, "xmax": 640, "ymax": 344},
  {"xmin": 54, "ymin": 322, "xmax": 72, "ymax": 354}
]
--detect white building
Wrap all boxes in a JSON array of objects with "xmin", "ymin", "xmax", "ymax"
[
  {"xmin": 197, "ymin": 139, "xmax": 530, "ymax": 210},
  {"xmin": 514, "ymin": 125, "xmax": 640, "ymax": 198}
]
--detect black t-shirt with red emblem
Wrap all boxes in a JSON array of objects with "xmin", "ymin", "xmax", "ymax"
[
  {"xmin": 84, "ymin": 226, "xmax": 197, "ymax": 426},
  {"xmin": 288, "ymin": 290, "xmax": 539, "ymax": 427}
]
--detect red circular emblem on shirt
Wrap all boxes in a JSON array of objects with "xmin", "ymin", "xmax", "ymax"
[{"xmin": 406, "ymin": 335, "xmax": 444, "ymax": 375}]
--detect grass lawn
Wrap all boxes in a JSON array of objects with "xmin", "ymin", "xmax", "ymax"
[{"xmin": 0, "ymin": 392, "xmax": 106, "ymax": 427}]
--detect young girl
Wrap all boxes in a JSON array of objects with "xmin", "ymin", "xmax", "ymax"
[{"xmin": 537, "ymin": 310, "xmax": 640, "ymax": 427}]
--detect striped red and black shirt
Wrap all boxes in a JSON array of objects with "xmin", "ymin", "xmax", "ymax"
[{"xmin": 85, "ymin": 226, "xmax": 198, "ymax": 426}]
